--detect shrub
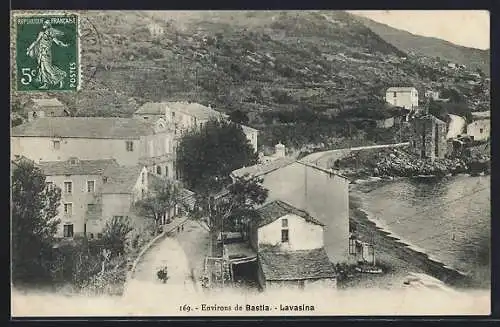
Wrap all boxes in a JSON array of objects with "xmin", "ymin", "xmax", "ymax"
[{"xmin": 101, "ymin": 216, "xmax": 133, "ymax": 257}]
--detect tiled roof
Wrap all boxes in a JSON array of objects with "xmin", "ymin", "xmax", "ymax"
[
  {"xmin": 259, "ymin": 247, "xmax": 336, "ymax": 281},
  {"xmin": 168, "ymin": 102, "xmax": 228, "ymax": 120},
  {"xmin": 31, "ymin": 98, "xmax": 65, "ymax": 107},
  {"xmin": 39, "ymin": 158, "xmax": 118, "ymax": 176},
  {"xmin": 136, "ymin": 101, "xmax": 229, "ymax": 121},
  {"xmin": 241, "ymin": 124, "xmax": 259, "ymax": 133},
  {"xmin": 11, "ymin": 117, "xmax": 157, "ymax": 139},
  {"xmin": 101, "ymin": 165, "xmax": 145, "ymax": 194},
  {"xmin": 471, "ymin": 111, "xmax": 490, "ymax": 119},
  {"xmin": 231, "ymin": 157, "xmax": 296, "ymax": 178},
  {"xmin": 256, "ymin": 200, "xmax": 324, "ymax": 228},
  {"xmin": 386, "ymin": 87, "xmax": 417, "ymax": 92}
]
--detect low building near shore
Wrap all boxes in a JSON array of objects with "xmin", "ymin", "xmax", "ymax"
[
  {"xmin": 231, "ymin": 143, "xmax": 350, "ymax": 264},
  {"xmin": 221, "ymin": 200, "xmax": 337, "ymax": 290}
]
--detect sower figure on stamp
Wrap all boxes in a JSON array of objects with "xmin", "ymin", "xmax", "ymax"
[{"xmin": 26, "ymin": 20, "xmax": 68, "ymax": 89}]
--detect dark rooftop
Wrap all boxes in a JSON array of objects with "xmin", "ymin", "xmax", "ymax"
[
  {"xmin": 11, "ymin": 117, "xmax": 158, "ymax": 139},
  {"xmin": 38, "ymin": 158, "xmax": 118, "ymax": 176},
  {"xmin": 101, "ymin": 165, "xmax": 145, "ymax": 194},
  {"xmin": 259, "ymin": 247, "xmax": 336, "ymax": 281},
  {"xmin": 256, "ymin": 200, "xmax": 324, "ymax": 228},
  {"xmin": 231, "ymin": 157, "xmax": 296, "ymax": 178}
]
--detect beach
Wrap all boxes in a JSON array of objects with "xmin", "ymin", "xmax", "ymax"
[{"xmin": 348, "ymin": 174, "xmax": 490, "ymax": 290}]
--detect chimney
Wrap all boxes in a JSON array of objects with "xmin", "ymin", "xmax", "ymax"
[{"xmin": 275, "ymin": 142, "xmax": 286, "ymax": 158}]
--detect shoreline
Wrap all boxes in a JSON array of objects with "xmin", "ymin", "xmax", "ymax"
[{"xmin": 349, "ymin": 176, "xmax": 484, "ymax": 290}]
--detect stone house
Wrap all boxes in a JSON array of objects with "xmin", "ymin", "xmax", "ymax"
[
  {"xmin": 134, "ymin": 101, "xmax": 259, "ymax": 152},
  {"xmin": 467, "ymin": 120, "xmax": 490, "ymax": 142},
  {"xmin": 385, "ymin": 87, "xmax": 419, "ymax": 110},
  {"xmin": 231, "ymin": 146, "xmax": 350, "ymax": 264},
  {"xmin": 253, "ymin": 200, "xmax": 336, "ymax": 290},
  {"xmin": 220, "ymin": 200, "xmax": 337, "ymax": 290},
  {"xmin": 38, "ymin": 157, "xmax": 149, "ymax": 239},
  {"xmin": 11, "ymin": 117, "xmax": 175, "ymax": 178},
  {"xmin": 409, "ymin": 114, "xmax": 448, "ymax": 159},
  {"xmin": 23, "ymin": 98, "xmax": 71, "ymax": 122}
]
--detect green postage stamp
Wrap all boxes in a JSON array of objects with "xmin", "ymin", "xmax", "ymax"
[{"xmin": 14, "ymin": 13, "xmax": 80, "ymax": 92}]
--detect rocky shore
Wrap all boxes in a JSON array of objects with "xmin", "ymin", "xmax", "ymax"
[{"xmin": 335, "ymin": 146, "xmax": 490, "ymax": 179}]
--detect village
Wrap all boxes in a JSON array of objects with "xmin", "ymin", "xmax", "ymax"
[{"xmin": 10, "ymin": 70, "xmax": 491, "ymax": 298}]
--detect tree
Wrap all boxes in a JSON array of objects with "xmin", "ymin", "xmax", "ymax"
[
  {"xmin": 135, "ymin": 177, "xmax": 187, "ymax": 227},
  {"xmin": 101, "ymin": 216, "xmax": 133, "ymax": 257},
  {"xmin": 11, "ymin": 158, "xmax": 61, "ymax": 284},
  {"xmin": 229, "ymin": 109, "xmax": 250, "ymax": 125},
  {"xmin": 192, "ymin": 175, "xmax": 268, "ymax": 255},
  {"xmin": 177, "ymin": 118, "xmax": 258, "ymax": 194}
]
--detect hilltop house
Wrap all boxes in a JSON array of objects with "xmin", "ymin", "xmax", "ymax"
[
  {"xmin": 221, "ymin": 200, "xmax": 337, "ymax": 290},
  {"xmin": 409, "ymin": 113, "xmax": 448, "ymax": 160},
  {"xmin": 11, "ymin": 117, "xmax": 175, "ymax": 178},
  {"xmin": 385, "ymin": 87, "xmax": 419, "ymax": 110},
  {"xmin": 134, "ymin": 101, "xmax": 259, "ymax": 152},
  {"xmin": 467, "ymin": 112, "xmax": 490, "ymax": 142},
  {"xmin": 23, "ymin": 98, "xmax": 71, "ymax": 122},
  {"xmin": 231, "ymin": 143, "xmax": 350, "ymax": 264},
  {"xmin": 36, "ymin": 157, "xmax": 149, "ymax": 239}
]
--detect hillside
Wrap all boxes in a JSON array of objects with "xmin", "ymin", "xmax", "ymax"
[
  {"xmin": 352, "ymin": 14, "xmax": 490, "ymax": 75},
  {"xmin": 10, "ymin": 11, "xmax": 490, "ymax": 148}
]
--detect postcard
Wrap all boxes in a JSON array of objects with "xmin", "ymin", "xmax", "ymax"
[{"xmin": 10, "ymin": 10, "xmax": 490, "ymax": 317}]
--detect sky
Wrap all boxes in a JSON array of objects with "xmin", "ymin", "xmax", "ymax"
[{"xmin": 348, "ymin": 10, "xmax": 490, "ymax": 50}]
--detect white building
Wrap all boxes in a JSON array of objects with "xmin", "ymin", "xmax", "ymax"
[
  {"xmin": 252, "ymin": 200, "xmax": 337, "ymax": 290},
  {"xmin": 134, "ymin": 101, "xmax": 259, "ymax": 152},
  {"xmin": 385, "ymin": 87, "xmax": 419, "ymax": 110}
]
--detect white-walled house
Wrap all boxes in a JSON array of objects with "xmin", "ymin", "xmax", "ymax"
[
  {"xmin": 467, "ymin": 120, "xmax": 490, "ymax": 141},
  {"xmin": 385, "ymin": 87, "xmax": 419, "ymax": 110},
  {"xmin": 11, "ymin": 117, "xmax": 175, "ymax": 179},
  {"xmin": 232, "ymin": 151, "xmax": 350, "ymax": 264},
  {"xmin": 251, "ymin": 200, "xmax": 337, "ymax": 290},
  {"xmin": 35, "ymin": 157, "xmax": 149, "ymax": 239},
  {"xmin": 134, "ymin": 101, "xmax": 259, "ymax": 152}
]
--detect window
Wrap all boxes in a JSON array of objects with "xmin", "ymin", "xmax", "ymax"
[
  {"xmin": 89, "ymin": 233, "xmax": 94, "ymax": 239},
  {"xmin": 143, "ymin": 116, "xmax": 149, "ymax": 120},
  {"xmin": 63, "ymin": 224, "xmax": 74, "ymax": 238},
  {"xmin": 156, "ymin": 166, "xmax": 162, "ymax": 175},
  {"xmin": 46, "ymin": 181, "xmax": 55, "ymax": 191},
  {"xmin": 480, "ymin": 128, "xmax": 484, "ymax": 134},
  {"xmin": 281, "ymin": 229, "xmax": 289, "ymax": 243},
  {"xmin": 97, "ymin": 233, "xmax": 103, "ymax": 239},
  {"xmin": 281, "ymin": 218, "xmax": 288, "ymax": 228},
  {"xmin": 349, "ymin": 237, "xmax": 357, "ymax": 255},
  {"xmin": 165, "ymin": 165, "xmax": 169, "ymax": 178},
  {"xmin": 33, "ymin": 112, "xmax": 38, "ymax": 118},
  {"xmin": 126, "ymin": 141, "xmax": 134, "ymax": 152},
  {"xmin": 87, "ymin": 204, "xmax": 96, "ymax": 212},
  {"xmin": 103, "ymin": 176, "xmax": 108, "ymax": 183},
  {"xmin": 393, "ymin": 92, "xmax": 397, "ymax": 97},
  {"xmin": 64, "ymin": 181, "xmax": 72, "ymax": 194},
  {"xmin": 172, "ymin": 112, "xmax": 176, "ymax": 118},
  {"xmin": 53, "ymin": 140, "xmax": 60, "ymax": 150},
  {"xmin": 87, "ymin": 180, "xmax": 95, "ymax": 193},
  {"xmin": 64, "ymin": 203, "xmax": 73, "ymax": 215},
  {"xmin": 50, "ymin": 111, "xmax": 55, "ymax": 116},
  {"xmin": 141, "ymin": 172, "xmax": 145, "ymax": 184}
]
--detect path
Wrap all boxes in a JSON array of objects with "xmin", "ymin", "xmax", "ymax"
[
  {"xmin": 123, "ymin": 224, "xmax": 197, "ymax": 300},
  {"xmin": 300, "ymin": 142, "xmax": 409, "ymax": 169},
  {"xmin": 123, "ymin": 218, "xmax": 210, "ymax": 301}
]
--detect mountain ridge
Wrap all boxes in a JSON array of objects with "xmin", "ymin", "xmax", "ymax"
[{"xmin": 351, "ymin": 13, "xmax": 490, "ymax": 74}]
